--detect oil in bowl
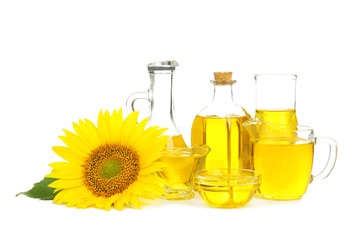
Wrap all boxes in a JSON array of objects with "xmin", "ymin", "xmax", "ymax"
[
  {"xmin": 194, "ymin": 169, "xmax": 261, "ymax": 208},
  {"xmin": 158, "ymin": 145, "xmax": 210, "ymax": 200}
]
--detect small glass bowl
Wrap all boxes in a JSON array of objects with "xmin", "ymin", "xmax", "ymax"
[
  {"xmin": 194, "ymin": 169, "xmax": 261, "ymax": 208},
  {"xmin": 157, "ymin": 145, "xmax": 210, "ymax": 200}
]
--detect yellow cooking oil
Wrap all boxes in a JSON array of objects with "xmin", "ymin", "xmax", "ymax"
[
  {"xmin": 191, "ymin": 115, "xmax": 251, "ymax": 170},
  {"xmin": 191, "ymin": 115, "xmax": 252, "ymax": 206},
  {"xmin": 158, "ymin": 150, "xmax": 200, "ymax": 189},
  {"xmin": 255, "ymin": 109, "xmax": 298, "ymax": 128},
  {"xmin": 255, "ymin": 109, "xmax": 298, "ymax": 139},
  {"xmin": 194, "ymin": 169, "xmax": 260, "ymax": 208},
  {"xmin": 253, "ymin": 138, "xmax": 314, "ymax": 200},
  {"xmin": 198, "ymin": 183, "xmax": 258, "ymax": 208},
  {"xmin": 157, "ymin": 134, "xmax": 196, "ymax": 200},
  {"xmin": 162, "ymin": 134, "xmax": 188, "ymax": 186},
  {"xmin": 166, "ymin": 134, "xmax": 187, "ymax": 149}
]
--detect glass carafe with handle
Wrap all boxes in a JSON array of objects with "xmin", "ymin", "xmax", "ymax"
[{"xmin": 126, "ymin": 60, "xmax": 186, "ymax": 149}]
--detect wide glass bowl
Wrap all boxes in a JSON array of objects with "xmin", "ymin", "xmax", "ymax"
[{"xmin": 194, "ymin": 169, "xmax": 261, "ymax": 208}]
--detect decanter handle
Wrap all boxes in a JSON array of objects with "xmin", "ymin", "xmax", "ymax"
[{"xmin": 126, "ymin": 90, "xmax": 151, "ymax": 115}]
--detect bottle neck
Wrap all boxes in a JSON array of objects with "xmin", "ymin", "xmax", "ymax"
[
  {"xmin": 197, "ymin": 81, "xmax": 250, "ymax": 118},
  {"xmin": 148, "ymin": 72, "xmax": 180, "ymax": 135},
  {"xmin": 212, "ymin": 83, "xmax": 235, "ymax": 104}
]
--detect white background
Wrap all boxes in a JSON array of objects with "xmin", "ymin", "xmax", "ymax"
[{"xmin": 1, "ymin": 0, "xmax": 359, "ymax": 239}]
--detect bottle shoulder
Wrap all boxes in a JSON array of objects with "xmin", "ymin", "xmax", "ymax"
[{"xmin": 196, "ymin": 102, "xmax": 251, "ymax": 118}]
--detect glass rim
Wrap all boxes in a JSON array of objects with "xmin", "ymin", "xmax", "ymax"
[
  {"xmin": 254, "ymin": 74, "xmax": 297, "ymax": 81},
  {"xmin": 244, "ymin": 118, "xmax": 313, "ymax": 133},
  {"xmin": 194, "ymin": 168, "xmax": 261, "ymax": 187},
  {"xmin": 159, "ymin": 144, "xmax": 210, "ymax": 156}
]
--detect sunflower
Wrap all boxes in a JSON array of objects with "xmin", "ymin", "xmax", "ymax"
[{"xmin": 46, "ymin": 108, "xmax": 169, "ymax": 210}]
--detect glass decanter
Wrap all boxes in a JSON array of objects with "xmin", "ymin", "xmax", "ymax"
[{"xmin": 126, "ymin": 60, "xmax": 186, "ymax": 148}]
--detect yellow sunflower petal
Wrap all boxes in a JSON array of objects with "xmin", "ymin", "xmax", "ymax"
[
  {"xmin": 138, "ymin": 135, "xmax": 169, "ymax": 157},
  {"xmin": 52, "ymin": 146, "xmax": 86, "ymax": 165},
  {"xmin": 46, "ymin": 168, "xmax": 83, "ymax": 179},
  {"xmin": 109, "ymin": 109, "xmax": 122, "ymax": 144},
  {"xmin": 76, "ymin": 201, "xmax": 95, "ymax": 209},
  {"xmin": 140, "ymin": 153, "xmax": 164, "ymax": 167},
  {"xmin": 53, "ymin": 186, "xmax": 91, "ymax": 205},
  {"xmin": 129, "ymin": 193, "xmax": 141, "ymax": 209},
  {"xmin": 74, "ymin": 194, "xmax": 97, "ymax": 209},
  {"xmin": 120, "ymin": 111, "xmax": 139, "ymax": 146},
  {"xmin": 46, "ymin": 162, "xmax": 83, "ymax": 179},
  {"xmin": 117, "ymin": 110, "xmax": 125, "ymax": 139},
  {"xmin": 138, "ymin": 174, "xmax": 164, "ymax": 185},
  {"xmin": 94, "ymin": 196, "xmax": 108, "ymax": 209},
  {"xmin": 138, "ymin": 192, "xmax": 158, "ymax": 200},
  {"xmin": 139, "ymin": 161, "xmax": 168, "ymax": 175},
  {"xmin": 57, "ymin": 143, "xmax": 88, "ymax": 159},
  {"xmin": 114, "ymin": 198, "xmax": 125, "ymax": 210},
  {"xmin": 72, "ymin": 120, "xmax": 100, "ymax": 149},
  {"xmin": 121, "ymin": 189, "xmax": 130, "ymax": 205},
  {"xmin": 97, "ymin": 110, "xmax": 111, "ymax": 144},
  {"xmin": 136, "ymin": 137, "xmax": 168, "ymax": 160},
  {"xmin": 135, "ymin": 177, "xmax": 164, "ymax": 195},
  {"xmin": 82, "ymin": 119, "xmax": 101, "ymax": 147},
  {"xmin": 49, "ymin": 161, "xmax": 83, "ymax": 171},
  {"xmin": 125, "ymin": 182, "xmax": 143, "ymax": 196},
  {"xmin": 60, "ymin": 129, "xmax": 92, "ymax": 154},
  {"xmin": 104, "ymin": 194, "xmax": 120, "ymax": 211},
  {"xmin": 124, "ymin": 117, "xmax": 149, "ymax": 147},
  {"xmin": 65, "ymin": 191, "xmax": 94, "ymax": 208},
  {"xmin": 48, "ymin": 178, "xmax": 84, "ymax": 189},
  {"xmin": 133, "ymin": 127, "xmax": 168, "ymax": 150},
  {"xmin": 137, "ymin": 117, "xmax": 149, "ymax": 133}
]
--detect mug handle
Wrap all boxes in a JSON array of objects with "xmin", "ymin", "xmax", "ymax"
[
  {"xmin": 126, "ymin": 90, "xmax": 151, "ymax": 115},
  {"xmin": 310, "ymin": 137, "xmax": 338, "ymax": 183}
]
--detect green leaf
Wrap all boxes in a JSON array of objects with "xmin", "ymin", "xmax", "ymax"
[{"xmin": 16, "ymin": 177, "xmax": 59, "ymax": 200}]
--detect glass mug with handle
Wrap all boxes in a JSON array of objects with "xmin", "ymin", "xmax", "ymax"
[{"xmin": 244, "ymin": 118, "xmax": 337, "ymax": 200}]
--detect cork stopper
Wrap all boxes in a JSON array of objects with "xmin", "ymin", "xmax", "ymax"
[{"xmin": 213, "ymin": 72, "xmax": 235, "ymax": 85}]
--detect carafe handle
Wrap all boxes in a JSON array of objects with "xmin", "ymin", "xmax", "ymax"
[
  {"xmin": 311, "ymin": 137, "xmax": 338, "ymax": 183},
  {"xmin": 126, "ymin": 90, "xmax": 151, "ymax": 115}
]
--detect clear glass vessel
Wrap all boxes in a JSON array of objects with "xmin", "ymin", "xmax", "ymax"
[
  {"xmin": 126, "ymin": 60, "xmax": 186, "ymax": 148},
  {"xmin": 194, "ymin": 169, "xmax": 261, "ymax": 208},
  {"xmin": 157, "ymin": 145, "xmax": 210, "ymax": 200},
  {"xmin": 254, "ymin": 74, "xmax": 298, "ymax": 129},
  {"xmin": 191, "ymin": 72, "xmax": 252, "ymax": 170},
  {"xmin": 244, "ymin": 119, "xmax": 337, "ymax": 200}
]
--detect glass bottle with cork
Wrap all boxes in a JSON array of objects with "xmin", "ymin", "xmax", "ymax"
[{"xmin": 191, "ymin": 72, "xmax": 252, "ymax": 170}]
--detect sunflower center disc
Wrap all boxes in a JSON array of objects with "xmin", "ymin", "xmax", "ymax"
[
  {"xmin": 84, "ymin": 144, "xmax": 140, "ymax": 197},
  {"xmin": 99, "ymin": 159, "xmax": 123, "ymax": 179}
]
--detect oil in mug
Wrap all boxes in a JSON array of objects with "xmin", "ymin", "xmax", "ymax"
[{"xmin": 253, "ymin": 138, "xmax": 314, "ymax": 200}]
